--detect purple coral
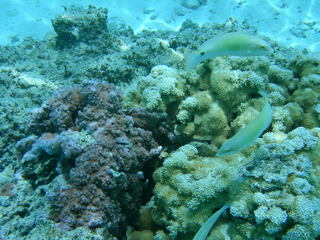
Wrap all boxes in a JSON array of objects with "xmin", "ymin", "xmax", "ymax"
[{"xmin": 18, "ymin": 82, "xmax": 160, "ymax": 237}]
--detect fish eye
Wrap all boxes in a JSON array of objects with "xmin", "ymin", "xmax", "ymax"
[{"xmin": 199, "ymin": 51, "xmax": 205, "ymax": 56}]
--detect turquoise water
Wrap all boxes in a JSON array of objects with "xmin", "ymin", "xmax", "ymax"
[
  {"xmin": 1, "ymin": 0, "xmax": 320, "ymax": 50},
  {"xmin": 0, "ymin": 1, "xmax": 319, "ymax": 240}
]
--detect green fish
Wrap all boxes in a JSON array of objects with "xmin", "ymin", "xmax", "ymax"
[
  {"xmin": 216, "ymin": 91, "xmax": 272, "ymax": 157},
  {"xmin": 193, "ymin": 204, "xmax": 231, "ymax": 240},
  {"xmin": 185, "ymin": 32, "xmax": 271, "ymax": 70}
]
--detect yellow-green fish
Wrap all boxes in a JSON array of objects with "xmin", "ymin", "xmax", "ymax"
[
  {"xmin": 216, "ymin": 91, "xmax": 272, "ymax": 157},
  {"xmin": 185, "ymin": 32, "xmax": 270, "ymax": 70},
  {"xmin": 193, "ymin": 204, "xmax": 231, "ymax": 240}
]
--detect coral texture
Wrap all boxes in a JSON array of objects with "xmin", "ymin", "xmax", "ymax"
[
  {"xmin": 124, "ymin": 42, "xmax": 320, "ymax": 150},
  {"xmin": 52, "ymin": 5, "xmax": 108, "ymax": 48},
  {"xmin": 17, "ymin": 82, "xmax": 160, "ymax": 237},
  {"xmin": 122, "ymin": 21, "xmax": 320, "ymax": 239},
  {"xmin": 150, "ymin": 128, "xmax": 320, "ymax": 239},
  {"xmin": 151, "ymin": 143, "xmax": 241, "ymax": 239},
  {"xmin": 1, "ymin": 5, "xmax": 320, "ymax": 239},
  {"xmin": 124, "ymin": 65, "xmax": 232, "ymax": 148}
]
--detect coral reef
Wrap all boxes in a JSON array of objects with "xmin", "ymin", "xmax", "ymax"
[
  {"xmin": 0, "ymin": 66, "xmax": 57, "ymax": 170},
  {"xmin": 150, "ymin": 143, "xmax": 241, "ymax": 239},
  {"xmin": 0, "ymin": 167, "xmax": 106, "ymax": 240},
  {"xmin": 124, "ymin": 38, "xmax": 320, "ymax": 149},
  {"xmin": 52, "ymin": 5, "xmax": 108, "ymax": 49},
  {"xmin": 122, "ymin": 18, "xmax": 320, "ymax": 240},
  {"xmin": 149, "ymin": 127, "xmax": 320, "ymax": 239},
  {"xmin": 124, "ymin": 60, "xmax": 271, "ymax": 151},
  {"xmin": 124, "ymin": 65, "xmax": 231, "ymax": 148},
  {"xmin": 231, "ymin": 127, "xmax": 320, "ymax": 240},
  {"xmin": 0, "ymin": 4, "xmax": 320, "ymax": 240},
  {"xmin": 17, "ymin": 82, "xmax": 160, "ymax": 238}
]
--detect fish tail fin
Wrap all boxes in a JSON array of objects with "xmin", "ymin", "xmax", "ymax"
[
  {"xmin": 184, "ymin": 51, "xmax": 202, "ymax": 70},
  {"xmin": 258, "ymin": 90, "xmax": 268, "ymax": 98}
]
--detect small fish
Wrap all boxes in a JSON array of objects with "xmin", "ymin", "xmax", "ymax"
[
  {"xmin": 193, "ymin": 204, "xmax": 231, "ymax": 240},
  {"xmin": 185, "ymin": 32, "xmax": 270, "ymax": 70},
  {"xmin": 216, "ymin": 91, "xmax": 272, "ymax": 157}
]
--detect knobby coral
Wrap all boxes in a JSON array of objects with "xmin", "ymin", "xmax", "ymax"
[
  {"xmin": 17, "ymin": 82, "xmax": 161, "ymax": 238},
  {"xmin": 149, "ymin": 127, "xmax": 320, "ymax": 239}
]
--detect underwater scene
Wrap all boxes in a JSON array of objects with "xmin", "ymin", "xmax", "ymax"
[{"xmin": 0, "ymin": 0, "xmax": 320, "ymax": 239}]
